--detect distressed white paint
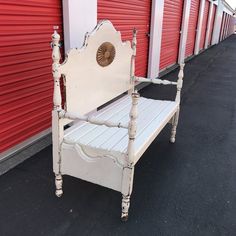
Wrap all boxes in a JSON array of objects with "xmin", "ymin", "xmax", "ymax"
[
  {"xmin": 135, "ymin": 76, "xmax": 177, "ymax": 85},
  {"xmin": 52, "ymin": 29, "xmax": 62, "ymax": 110},
  {"xmin": 148, "ymin": 0, "xmax": 165, "ymax": 79},
  {"xmin": 60, "ymin": 21, "xmax": 133, "ymax": 115},
  {"xmin": 52, "ymin": 21, "xmax": 185, "ymax": 220},
  {"xmin": 130, "ymin": 29, "xmax": 137, "ymax": 93},
  {"xmin": 63, "ymin": 0, "xmax": 97, "ymax": 52},
  {"xmin": 205, "ymin": 1, "xmax": 214, "ymax": 49},
  {"xmin": 61, "ymin": 96, "xmax": 179, "ymax": 169},
  {"xmin": 212, "ymin": 0, "xmax": 224, "ymax": 45},
  {"xmin": 194, "ymin": 0, "xmax": 206, "ymax": 55},
  {"xmin": 178, "ymin": 0, "xmax": 191, "ymax": 64}
]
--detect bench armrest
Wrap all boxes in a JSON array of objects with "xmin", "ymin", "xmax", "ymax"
[
  {"xmin": 135, "ymin": 63, "xmax": 185, "ymax": 103},
  {"xmin": 135, "ymin": 76, "xmax": 177, "ymax": 85},
  {"xmin": 59, "ymin": 110, "xmax": 129, "ymax": 129}
]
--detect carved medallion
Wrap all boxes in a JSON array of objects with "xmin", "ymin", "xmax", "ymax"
[{"xmin": 96, "ymin": 42, "xmax": 116, "ymax": 67}]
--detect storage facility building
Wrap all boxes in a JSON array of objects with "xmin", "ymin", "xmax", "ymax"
[{"xmin": 0, "ymin": 0, "xmax": 235, "ymax": 173}]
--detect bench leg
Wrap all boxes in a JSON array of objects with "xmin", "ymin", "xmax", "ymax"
[
  {"xmin": 121, "ymin": 195, "xmax": 130, "ymax": 221},
  {"xmin": 121, "ymin": 166, "xmax": 134, "ymax": 221},
  {"xmin": 55, "ymin": 174, "xmax": 63, "ymax": 197},
  {"xmin": 170, "ymin": 108, "xmax": 180, "ymax": 143}
]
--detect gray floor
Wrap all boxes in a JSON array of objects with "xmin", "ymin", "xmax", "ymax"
[{"xmin": 1, "ymin": 35, "xmax": 236, "ymax": 236}]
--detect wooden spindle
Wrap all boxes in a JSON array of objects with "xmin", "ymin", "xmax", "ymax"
[
  {"xmin": 171, "ymin": 63, "xmax": 184, "ymax": 143},
  {"xmin": 130, "ymin": 28, "xmax": 137, "ymax": 92},
  {"xmin": 127, "ymin": 91, "xmax": 139, "ymax": 164},
  {"xmin": 52, "ymin": 27, "xmax": 62, "ymax": 110},
  {"xmin": 121, "ymin": 91, "xmax": 139, "ymax": 221},
  {"xmin": 175, "ymin": 63, "xmax": 185, "ymax": 103}
]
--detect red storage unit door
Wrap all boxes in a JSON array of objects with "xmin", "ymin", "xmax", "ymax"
[
  {"xmin": 227, "ymin": 15, "xmax": 231, "ymax": 37},
  {"xmin": 224, "ymin": 14, "xmax": 228, "ymax": 39},
  {"xmin": 199, "ymin": 0, "xmax": 209, "ymax": 50},
  {"xmin": 98, "ymin": 0, "xmax": 151, "ymax": 77},
  {"xmin": 223, "ymin": 14, "xmax": 227, "ymax": 39},
  {"xmin": 223, "ymin": 14, "xmax": 229, "ymax": 39},
  {"xmin": 228, "ymin": 16, "xmax": 232, "ymax": 35},
  {"xmin": 230, "ymin": 16, "xmax": 234, "ymax": 35},
  {"xmin": 185, "ymin": 0, "xmax": 200, "ymax": 57},
  {"xmin": 0, "ymin": 1, "xmax": 63, "ymax": 153},
  {"xmin": 219, "ymin": 12, "xmax": 226, "ymax": 41},
  {"xmin": 160, "ymin": 0, "xmax": 184, "ymax": 70},
  {"xmin": 208, "ymin": 4, "xmax": 216, "ymax": 46}
]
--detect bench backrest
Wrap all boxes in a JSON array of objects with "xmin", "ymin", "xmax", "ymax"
[{"xmin": 59, "ymin": 20, "xmax": 133, "ymax": 115}]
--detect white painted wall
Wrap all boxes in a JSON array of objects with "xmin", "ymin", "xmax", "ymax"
[
  {"xmin": 148, "ymin": 0, "xmax": 165, "ymax": 79},
  {"xmin": 63, "ymin": 0, "xmax": 97, "ymax": 52},
  {"xmin": 178, "ymin": 0, "xmax": 191, "ymax": 64}
]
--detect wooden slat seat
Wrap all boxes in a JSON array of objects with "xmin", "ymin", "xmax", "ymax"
[{"xmin": 62, "ymin": 95, "xmax": 179, "ymax": 165}]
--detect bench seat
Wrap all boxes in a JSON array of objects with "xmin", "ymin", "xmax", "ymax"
[{"xmin": 62, "ymin": 95, "xmax": 179, "ymax": 165}]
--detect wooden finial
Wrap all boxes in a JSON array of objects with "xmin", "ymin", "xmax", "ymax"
[{"xmin": 52, "ymin": 29, "xmax": 62, "ymax": 110}]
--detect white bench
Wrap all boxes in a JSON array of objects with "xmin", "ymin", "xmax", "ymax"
[{"xmin": 51, "ymin": 20, "xmax": 184, "ymax": 221}]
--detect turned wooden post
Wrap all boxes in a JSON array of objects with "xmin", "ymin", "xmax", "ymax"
[
  {"xmin": 175, "ymin": 63, "xmax": 185, "ymax": 103},
  {"xmin": 52, "ymin": 26, "xmax": 62, "ymax": 111},
  {"xmin": 170, "ymin": 63, "xmax": 185, "ymax": 143},
  {"xmin": 130, "ymin": 28, "xmax": 137, "ymax": 93},
  {"xmin": 121, "ymin": 91, "xmax": 139, "ymax": 221},
  {"xmin": 52, "ymin": 27, "xmax": 63, "ymax": 197},
  {"xmin": 127, "ymin": 91, "xmax": 139, "ymax": 164}
]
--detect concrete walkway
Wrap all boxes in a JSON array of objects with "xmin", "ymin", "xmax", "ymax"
[{"xmin": 1, "ymin": 35, "xmax": 236, "ymax": 236}]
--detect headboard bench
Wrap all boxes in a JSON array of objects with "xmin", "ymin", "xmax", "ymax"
[{"xmin": 51, "ymin": 20, "xmax": 185, "ymax": 221}]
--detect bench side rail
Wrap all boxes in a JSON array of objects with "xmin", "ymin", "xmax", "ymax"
[
  {"xmin": 135, "ymin": 64, "xmax": 185, "ymax": 102},
  {"xmin": 59, "ymin": 110, "xmax": 128, "ymax": 129}
]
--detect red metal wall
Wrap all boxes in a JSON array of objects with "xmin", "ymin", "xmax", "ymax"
[
  {"xmin": 199, "ymin": 0, "xmax": 209, "ymax": 50},
  {"xmin": 0, "ymin": 1, "xmax": 63, "ymax": 153},
  {"xmin": 208, "ymin": 4, "xmax": 216, "ymax": 46},
  {"xmin": 185, "ymin": 0, "xmax": 200, "ymax": 58},
  {"xmin": 160, "ymin": 0, "xmax": 184, "ymax": 70},
  {"xmin": 97, "ymin": 0, "xmax": 151, "ymax": 77}
]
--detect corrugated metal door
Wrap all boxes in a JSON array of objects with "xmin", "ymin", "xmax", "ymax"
[
  {"xmin": 160, "ymin": 0, "xmax": 184, "ymax": 70},
  {"xmin": 185, "ymin": 0, "xmax": 200, "ymax": 58},
  {"xmin": 223, "ymin": 14, "xmax": 228, "ymax": 40},
  {"xmin": 208, "ymin": 4, "xmax": 216, "ymax": 46},
  {"xmin": 98, "ymin": 0, "xmax": 151, "ymax": 77},
  {"xmin": 199, "ymin": 0, "xmax": 209, "ymax": 50},
  {"xmin": 227, "ymin": 15, "xmax": 230, "ymax": 37},
  {"xmin": 219, "ymin": 12, "xmax": 226, "ymax": 41},
  {"xmin": 0, "ymin": 1, "xmax": 63, "ymax": 153},
  {"xmin": 229, "ymin": 16, "xmax": 234, "ymax": 36},
  {"xmin": 225, "ymin": 14, "xmax": 230, "ymax": 38}
]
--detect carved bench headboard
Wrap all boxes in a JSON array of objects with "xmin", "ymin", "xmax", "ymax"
[{"xmin": 53, "ymin": 20, "xmax": 134, "ymax": 115}]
